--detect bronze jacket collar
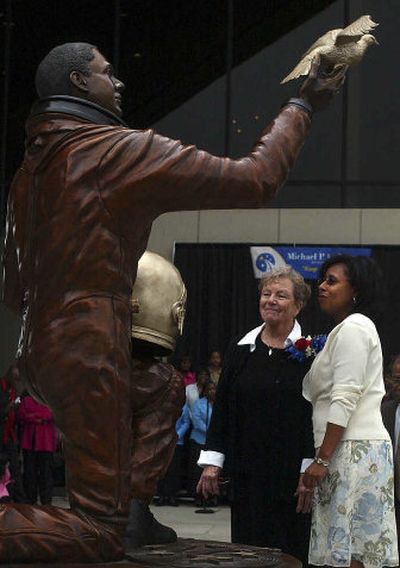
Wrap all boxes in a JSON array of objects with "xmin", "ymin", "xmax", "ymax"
[{"xmin": 29, "ymin": 95, "xmax": 128, "ymax": 127}]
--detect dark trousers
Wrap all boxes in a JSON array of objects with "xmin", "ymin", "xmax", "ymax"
[
  {"xmin": 158, "ymin": 445, "xmax": 183, "ymax": 498},
  {"xmin": 23, "ymin": 450, "xmax": 54, "ymax": 505}
]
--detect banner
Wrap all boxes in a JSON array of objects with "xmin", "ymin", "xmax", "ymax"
[{"xmin": 250, "ymin": 246, "xmax": 372, "ymax": 280}]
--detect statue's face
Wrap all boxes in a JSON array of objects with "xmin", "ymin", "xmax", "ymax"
[{"xmin": 85, "ymin": 49, "xmax": 125, "ymax": 116}]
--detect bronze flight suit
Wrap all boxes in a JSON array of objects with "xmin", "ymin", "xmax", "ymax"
[
  {"xmin": 130, "ymin": 358, "xmax": 185, "ymax": 503},
  {"xmin": 1, "ymin": 96, "xmax": 310, "ymax": 563}
]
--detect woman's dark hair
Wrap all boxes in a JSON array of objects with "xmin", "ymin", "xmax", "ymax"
[
  {"xmin": 319, "ymin": 254, "xmax": 384, "ymax": 321},
  {"xmin": 35, "ymin": 42, "xmax": 97, "ymax": 98}
]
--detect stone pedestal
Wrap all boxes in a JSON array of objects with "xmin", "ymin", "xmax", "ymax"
[{"xmin": 126, "ymin": 538, "xmax": 301, "ymax": 568}]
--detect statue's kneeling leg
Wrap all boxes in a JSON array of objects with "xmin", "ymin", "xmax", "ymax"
[{"xmin": 0, "ymin": 503, "xmax": 124, "ymax": 563}]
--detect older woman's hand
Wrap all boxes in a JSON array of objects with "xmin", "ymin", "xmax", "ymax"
[
  {"xmin": 303, "ymin": 461, "xmax": 328, "ymax": 490},
  {"xmin": 295, "ymin": 473, "xmax": 313, "ymax": 514},
  {"xmin": 197, "ymin": 465, "xmax": 221, "ymax": 499}
]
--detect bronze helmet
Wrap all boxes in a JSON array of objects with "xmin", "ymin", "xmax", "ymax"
[{"xmin": 131, "ymin": 251, "xmax": 187, "ymax": 354}]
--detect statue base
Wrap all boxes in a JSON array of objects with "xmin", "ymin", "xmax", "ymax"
[{"xmin": 10, "ymin": 538, "xmax": 302, "ymax": 568}]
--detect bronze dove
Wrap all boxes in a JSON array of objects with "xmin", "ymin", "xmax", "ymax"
[{"xmin": 281, "ymin": 14, "xmax": 379, "ymax": 83}]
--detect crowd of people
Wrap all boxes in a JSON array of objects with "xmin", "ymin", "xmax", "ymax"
[
  {"xmin": 155, "ymin": 352, "xmax": 222, "ymax": 507},
  {"xmin": 0, "ymin": 351, "xmax": 224, "ymax": 510}
]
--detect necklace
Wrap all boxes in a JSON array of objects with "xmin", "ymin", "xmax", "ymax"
[
  {"xmin": 261, "ymin": 330, "xmax": 284, "ymax": 354},
  {"xmin": 261, "ymin": 338, "xmax": 276, "ymax": 357}
]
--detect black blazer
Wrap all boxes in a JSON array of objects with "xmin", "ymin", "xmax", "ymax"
[{"xmin": 205, "ymin": 335, "xmax": 314, "ymax": 501}]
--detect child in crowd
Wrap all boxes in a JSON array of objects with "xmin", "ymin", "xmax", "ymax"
[
  {"xmin": 207, "ymin": 350, "xmax": 222, "ymax": 386},
  {"xmin": 0, "ymin": 453, "xmax": 11, "ymax": 503},
  {"xmin": 185, "ymin": 368, "xmax": 210, "ymax": 417},
  {"xmin": 177, "ymin": 356, "xmax": 196, "ymax": 387}
]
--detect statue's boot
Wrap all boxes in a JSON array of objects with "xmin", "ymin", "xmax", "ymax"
[{"xmin": 125, "ymin": 499, "xmax": 177, "ymax": 550}]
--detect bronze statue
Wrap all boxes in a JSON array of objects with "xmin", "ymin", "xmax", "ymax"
[{"xmin": 1, "ymin": 42, "xmax": 346, "ymax": 563}]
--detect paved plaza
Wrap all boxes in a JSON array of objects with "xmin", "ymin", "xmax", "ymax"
[{"xmin": 53, "ymin": 495, "xmax": 231, "ymax": 543}]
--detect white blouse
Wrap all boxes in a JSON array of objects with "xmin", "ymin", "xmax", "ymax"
[
  {"xmin": 185, "ymin": 383, "xmax": 200, "ymax": 415},
  {"xmin": 303, "ymin": 313, "xmax": 390, "ymax": 448}
]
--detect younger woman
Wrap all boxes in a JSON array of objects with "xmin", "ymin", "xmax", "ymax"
[{"xmin": 302, "ymin": 255, "xmax": 398, "ymax": 568}]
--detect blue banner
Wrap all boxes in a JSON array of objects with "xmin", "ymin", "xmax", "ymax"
[{"xmin": 250, "ymin": 246, "xmax": 372, "ymax": 280}]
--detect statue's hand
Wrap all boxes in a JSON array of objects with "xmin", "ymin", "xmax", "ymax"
[{"xmin": 299, "ymin": 55, "xmax": 348, "ymax": 112}]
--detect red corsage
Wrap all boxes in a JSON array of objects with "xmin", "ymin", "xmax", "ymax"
[{"xmin": 294, "ymin": 337, "xmax": 312, "ymax": 351}]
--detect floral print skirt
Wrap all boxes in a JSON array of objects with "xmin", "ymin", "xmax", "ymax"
[{"xmin": 309, "ymin": 440, "xmax": 398, "ymax": 568}]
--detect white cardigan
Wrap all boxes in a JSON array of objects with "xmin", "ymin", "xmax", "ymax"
[{"xmin": 303, "ymin": 313, "xmax": 390, "ymax": 449}]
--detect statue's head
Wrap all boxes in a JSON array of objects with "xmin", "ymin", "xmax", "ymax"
[{"xmin": 35, "ymin": 42, "xmax": 125, "ymax": 116}]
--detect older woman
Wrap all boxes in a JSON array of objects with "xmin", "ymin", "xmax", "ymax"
[
  {"xmin": 302, "ymin": 255, "xmax": 398, "ymax": 568},
  {"xmin": 197, "ymin": 266, "xmax": 314, "ymax": 564}
]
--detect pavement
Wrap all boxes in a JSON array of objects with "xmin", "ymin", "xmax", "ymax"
[
  {"xmin": 149, "ymin": 500, "xmax": 231, "ymax": 542},
  {"xmin": 53, "ymin": 495, "xmax": 231, "ymax": 543}
]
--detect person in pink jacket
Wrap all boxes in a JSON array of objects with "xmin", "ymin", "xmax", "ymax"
[{"xmin": 18, "ymin": 395, "xmax": 57, "ymax": 505}]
